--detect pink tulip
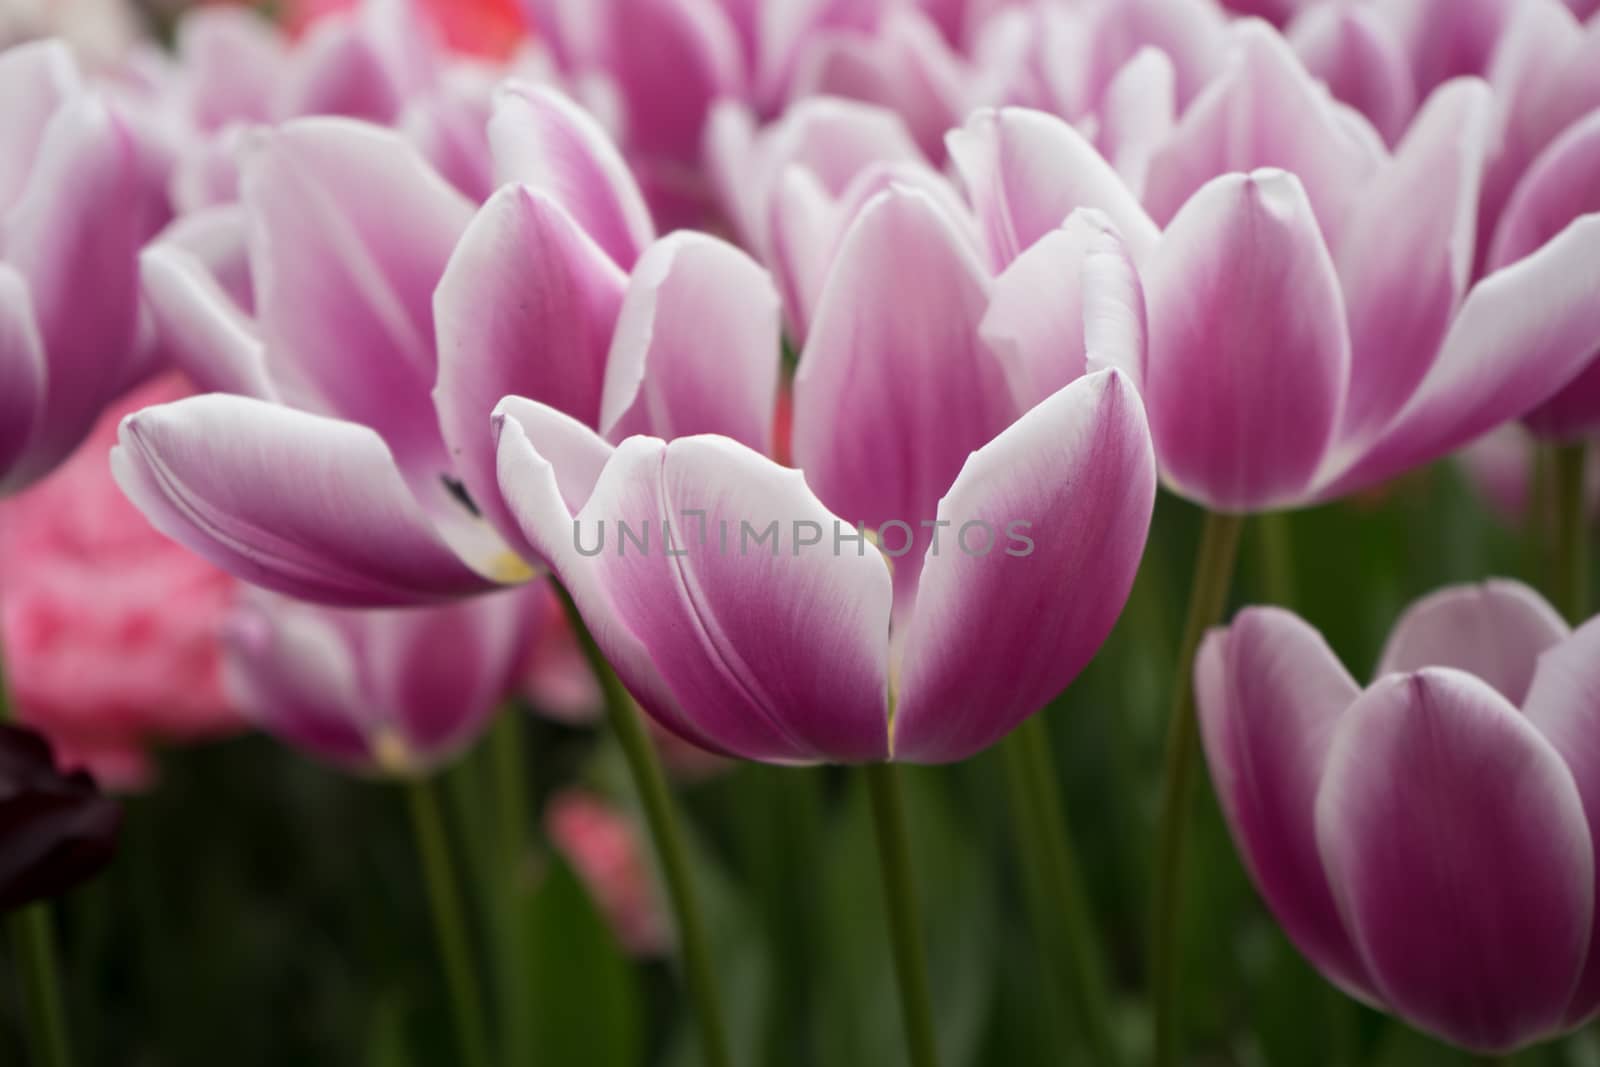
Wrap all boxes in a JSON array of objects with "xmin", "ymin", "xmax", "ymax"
[
  {"xmin": 545, "ymin": 789, "xmax": 671, "ymax": 956},
  {"xmin": 0, "ymin": 374, "xmax": 242, "ymax": 790},
  {"xmin": 116, "ymin": 88, "xmax": 779, "ymax": 608},
  {"xmin": 969, "ymin": 0, "xmax": 1227, "ymax": 191},
  {"xmin": 952, "ymin": 25, "xmax": 1600, "ymax": 513},
  {"xmin": 1281, "ymin": 4, "xmax": 1600, "ymax": 440},
  {"xmin": 491, "ymin": 182, "xmax": 1156, "ymax": 763},
  {"xmin": 1198, "ymin": 581, "xmax": 1600, "ymax": 1054},
  {"xmin": 163, "ymin": 0, "xmax": 503, "ymax": 210},
  {"xmin": 0, "ymin": 40, "xmax": 150, "ymax": 494},
  {"xmin": 224, "ymin": 587, "xmax": 540, "ymax": 776}
]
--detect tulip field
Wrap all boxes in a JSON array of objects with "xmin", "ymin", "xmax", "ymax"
[{"xmin": 2, "ymin": 0, "xmax": 1599, "ymax": 1065}]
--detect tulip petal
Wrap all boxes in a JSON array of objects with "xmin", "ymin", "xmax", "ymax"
[
  {"xmin": 0, "ymin": 265, "xmax": 46, "ymax": 488},
  {"xmin": 1096, "ymin": 47, "xmax": 1176, "ymax": 197},
  {"xmin": 1375, "ymin": 580, "xmax": 1569, "ymax": 704},
  {"xmin": 1333, "ymin": 80, "xmax": 1492, "ymax": 452},
  {"xmin": 791, "ymin": 187, "xmax": 1015, "ymax": 610},
  {"xmin": 892, "ymin": 369, "xmax": 1155, "ymax": 763},
  {"xmin": 946, "ymin": 107, "xmax": 1159, "ymax": 268},
  {"xmin": 768, "ymin": 158, "xmax": 968, "ymax": 342},
  {"xmin": 112, "ymin": 395, "xmax": 496, "ymax": 606},
  {"xmin": 0, "ymin": 40, "xmax": 81, "ymax": 211},
  {"xmin": 434, "ymin": 184, "xmax": 627, "ymax": 555},
  {"xmin": 1316, "ymin": 669, "xmax": 1593, "ymax": 1053},
  {"xmin": 602, "ymin": 0, "xmax": 744, "ymax": 163},
  {"xmin": 1144, "ymin": 170, "xmax": 1349, "ymax": 511},
  {"xmin": 1197, "ymin": 607, "xmax": 1374, "ymax": 998},
  {"xmin": 1489, "ymin": 111, "xmax": 1600, "ymax": 441},
  {"xmin": 3, "ymin": 95, "xmax": 141, "ymax": 485},
  {"xmin": 1289, "ymin": 5, "xmax": 1415, "ymax": 145},
  {"xmin": 274, "ymin": 18, "xmax": 402, "ymax": 123},
  {"xmin": 1525, "ymin": 619, "xmax": 1600, "ymax": 1024},
  {"xmin": 224, "ymin": 595, "xmax": 372, "ymax": 769},
  {"xmin": 242, "ymin": 118, "xmax": 472, "ymax": 477},
  {"xmin": 495, "ymin": 405, "xmax": 894, "ymax": 763},
  {"xmin": 1143, "ymin": 21, "xmax": 1384, "ymax": 235},
  {"xmin": 176, "ymin": 7, "xmax": 286, "ymax": 131},
  {"xmin": 706, "ymin": 96, "xmax": 924, "ymax": 258},
  {"xmin": 600, "ymin": 232, "xmax": 780, "ymax": 451},
  {"xmin": 1318, "ymin": 212, "xmax": 1600, "ymax": 498},
  {"xmin": 980, "ymin": 210, "xmax": 1145, "ymax": 413},
  {"xmin": 489, "ymin": 82, "xmax": 657, "ymax": 269},
  {"xmin": 139, "ymin": 245, "xmax": 273, "ymax": 401},
  {"xmin": 361, "ymin": 589, "xmax": 536, "ymax": 757}
]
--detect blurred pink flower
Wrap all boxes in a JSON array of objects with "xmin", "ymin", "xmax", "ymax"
[
  {"xmin": 1459, "ymin": 427, "xmax": 1600, "ymax": 524},
  {"xmin": 224, "ymin": 586, "xmax": 541, "ymax": 777},
  {"xmin": 0, "ymin": 373, "xmax": 242, "ymax": 790},
  {"xmin": 544, "ymin": 788, "xmax": 669, "ymax": 956}
]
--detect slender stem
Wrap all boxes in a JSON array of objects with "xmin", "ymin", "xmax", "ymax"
[
  {"xmin": 1149, "ymin": 510, "xmax": 1247, "ymax": 1067},
  {"xmin": 1553, "ymin": 443, "xmax": 1590, "ymax": 625},
  {"xmin": 1255, "ymin": 511, "xmax": 1295, "ymax": 607},
  {"xmin": 863, "ymin": 763, "xmax": 941, "ymax": 1067},
  {"xmin": 1000, "ymin": 718, "xmax": 1120, "ymax": 1066},
  {"xmin": 489, "ymin": 709, "xmax": 535, "ymax": 1067},
  {"xmin": 554, "ymin": 585, "xmax": 733, "ymax": 1067},
  {"xmin": 405, "ymin": 777, "xmax": 493, "ymax": 1067},
  {"xmin": 6, "ymin": 905, "xmax": 73, "ymax": 1067},
  {"xmin": 0, "ymin": 629, "xmax": 74, "ymax": 1067}
]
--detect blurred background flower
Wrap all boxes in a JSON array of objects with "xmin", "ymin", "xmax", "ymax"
[{"xmin": 0, "ymin": 374, "xmax": 241, "ymax": 790}]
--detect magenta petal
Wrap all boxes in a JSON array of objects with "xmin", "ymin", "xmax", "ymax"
[
  {"xmin": 3, "ymin": 95, "xmax": 141, "ymax": 485},
  {"xmin": 241, "ymin": 119, "xmax": 472, "ymax": 491},
  {"xmin": 1319, "ymin": 212, "xmax": 1600, "ymax": 498},
  {"xmin": 112, "ymin": 395, "xmax": 496, "ymax": 606},
  {"xmin": 1525, "ymin": 619, "xmax": 1600, "ymax": 1024},
  {"xmin": 1316, "ymin": 670, "xmax": 1593, "ymax": 1054},
  {"xmin": 1333, "ymin": 80, "xmax": 1493, "ymax": 451},
  {"xmin": 1375, "ymin": 580, "xmax": 1570, "ymax": 704},
  {"xmin": 1144, "ymin": 170, "xmax": 1349, "ymax": 512},
  {"xmin": 946, "ymin": 107, "xmax": 1158, "ymax": 268},
  {"xmin": 274, "ymin": 18, "xmax": 403, "ymax": 123},
  {"xmin": 791, "ymin": 187, "xmax": 1015, "ymax": 610},
  {"xmin": 489, "ymin": 83, "xmax": 657, "ymax": 269},
  {"xmin": 892, "ymin": 369, "xmax": 1155, "ymax": 763},
  {"xmin": 1143, "ymin": 21, "xmax": 1384, "ymax": 235},
  {"xmin": 1196, "ymin": 608, "xmax": 1374, "ymax": 999},
  {"xmin": 980, "ymin": 211, "xmax": 1145, "ymax": 413},
  {"xmin": 0, "ymin": 265, "xmax": 45, "ymax": 487},
  {"xmin": 600, "ymin": 232, "xmax": 780, "ymax": 452},
  {"xmin": 434, "ymin": 185, "xmax": 627, "ymax": 555},
  {"xmin": 1289, "ymin": 4, "xmax": 1415, "ymax": 145},
  {"xmin": 600, "ymin": 0, "xmax": 744, "ymax": 164}
]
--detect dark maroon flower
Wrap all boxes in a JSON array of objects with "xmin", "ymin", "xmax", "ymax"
[{"xmin": 0, "ymin": 723, "xmax": 122, "ymax": 912}]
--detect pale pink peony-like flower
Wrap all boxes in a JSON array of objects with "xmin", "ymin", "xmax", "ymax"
[{"xmin": 0, "ymin": 373, "xmax": 242, "ymax": 789}]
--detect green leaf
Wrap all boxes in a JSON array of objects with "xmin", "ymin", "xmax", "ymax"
[{"xmin": 524, "ymin": 856, "xmax": 642, "ymax": 1067}]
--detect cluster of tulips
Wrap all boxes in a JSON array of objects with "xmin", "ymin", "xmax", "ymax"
[{"xmin": 2, "ymin": 0, "xmax": 1600, "ymax": 1063}]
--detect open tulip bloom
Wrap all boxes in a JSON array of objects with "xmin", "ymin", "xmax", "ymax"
[{"xmin": 1199, "ymin": 581, "xmax": 1600, "ymax": 1054}]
